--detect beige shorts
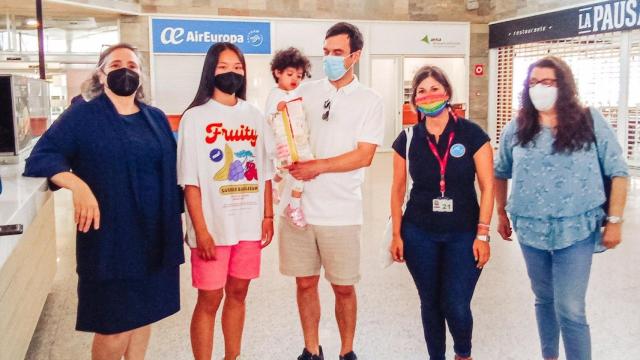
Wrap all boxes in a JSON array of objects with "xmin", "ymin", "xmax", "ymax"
[{"xmin": 278, "ymin": 218, "xmax": 361, "ymax": 285}]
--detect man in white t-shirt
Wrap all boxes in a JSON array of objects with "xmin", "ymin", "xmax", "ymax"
[{"xmin": 278, "ymin": 22, "xmax": 384, "ymax": 360}]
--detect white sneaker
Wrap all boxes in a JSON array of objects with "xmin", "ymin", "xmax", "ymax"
[{"xmin": 284, "ymin": 204, "xmax": 308, "ymax": 228}]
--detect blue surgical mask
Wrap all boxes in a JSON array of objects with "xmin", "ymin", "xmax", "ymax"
[{"xmin": 323, "ymin": 53, "xmax": 354, "ymax": 81}]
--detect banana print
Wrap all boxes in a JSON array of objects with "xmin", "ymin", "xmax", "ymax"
[{"xmin": 213, "ymin": 143, "xmax": 233, "ymax": 181}]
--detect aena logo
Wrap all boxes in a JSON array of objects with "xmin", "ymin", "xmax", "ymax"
[
  {"xmin": 421, "ymin": 34, "xmax": 443, "ymax": 44},
  {"xmin": 160, "ymin": 27, "xmax": 185, "ymax": 45}
]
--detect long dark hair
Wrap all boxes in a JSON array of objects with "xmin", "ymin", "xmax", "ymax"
[
  {"xmin": 410, "ymin": 65, "xmax": 453, "ymax": 123},
  {"xmin": 516, "ymin": 56, "xmax": 594, "ymax": 153},
  {"xmin": 185, "ymin": 42, "xmax": 247, "ymax": 113}
]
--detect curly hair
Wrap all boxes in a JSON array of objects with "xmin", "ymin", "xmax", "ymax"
[
  {"xmin": 516, "ymin": 56, "xmax": 594, "ymax": 153},
  {"xmin": 270, "ymin": 47, "xmax": 312, "ymax": 83}
]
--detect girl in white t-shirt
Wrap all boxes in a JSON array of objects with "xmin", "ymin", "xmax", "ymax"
[
  {"xmin": 177, "ymin": 42, "xmax": 274, "ymax": 360},
  {"xmin": 265, "ymin": 47, "xmax": 313, "ymax": 228}
]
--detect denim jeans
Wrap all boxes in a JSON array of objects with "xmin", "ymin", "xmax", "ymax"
[
  {"xmin": 519, "ymin": 233, "xmax": 596, "ymax": 360},
  {"xmin": 402, "ymin": 221, "xmax": 482, "ymax": 360}
]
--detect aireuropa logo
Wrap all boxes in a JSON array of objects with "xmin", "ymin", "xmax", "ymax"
[
  {"xmin": 159, "ymin": 26, "xmax": 245, "ymax": 45},
  {"xmin": 247, "ymin": 30, "xmax": 263, "ymax": 47},
  {"xmin": 152, "ymin": 19, "xmax": 271, "ymax": 54},
  {"xmin": 160, "ymin": 27, "xmax": 185, "ymax": 45}
]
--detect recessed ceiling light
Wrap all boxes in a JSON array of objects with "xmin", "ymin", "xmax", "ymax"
[{"xmin": 25, "ymin": 19, "xmax": 38, "ymax": 27}]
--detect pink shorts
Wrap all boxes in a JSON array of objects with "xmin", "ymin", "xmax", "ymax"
[{"xmin": 190, "ymin": 241, "xmax": 262, "ymax": 290}]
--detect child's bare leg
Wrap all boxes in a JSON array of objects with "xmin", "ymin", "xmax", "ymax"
[
  {"xmin": 289, "ymin": 181, "xmax": 304, "ymax": 207},
  {"xmin": 272, "ymin": 169, "xmax": 286, "ymax": 204}
]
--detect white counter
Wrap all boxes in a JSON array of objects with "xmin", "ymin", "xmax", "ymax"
[
  {"xmin": 0, "ymin": 162, "xmax": 50, "ymax": 270},
  {"xmin": 0, "ymin": 162, "xmax": 56, "ymax": 360}
]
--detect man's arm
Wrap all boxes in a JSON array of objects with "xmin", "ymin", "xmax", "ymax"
[{"xmin": 289, "ymin": 142, "xmax": 377, "ymax": 181}]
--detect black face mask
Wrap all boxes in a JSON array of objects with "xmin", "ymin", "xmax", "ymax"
[
  {"xmin": 214, "ymin": 72, "xmax": 244, "ymax": 95},
  {"xmin": 106, "ymin": 68, "xmax": 140, "ymax": 97}
]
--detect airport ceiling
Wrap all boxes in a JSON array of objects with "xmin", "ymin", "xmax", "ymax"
[{"xmin": 0, "ymin": 0, "xmax": 122, "ymax": 18}]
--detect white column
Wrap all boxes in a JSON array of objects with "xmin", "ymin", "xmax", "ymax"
[
  {"xmin": 618, "ymin": 31, "xmax": 630, "ymax": 154},
  {"xmin": 488, "ymin": 48, "xmax": 498, "ymax": 148}
]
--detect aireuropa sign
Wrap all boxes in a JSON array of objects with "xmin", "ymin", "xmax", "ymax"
[
  {"xmin": 489, "ymin": 0, "xmax": 640, "ymax": 48},
  {"xmin": 151, "ymin": 18, "xmax": 271, "ymax": 54}
]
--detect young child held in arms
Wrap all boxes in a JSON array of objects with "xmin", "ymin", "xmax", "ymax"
[{"xmin": 265, "ymin": 47, "xmax": 313, "ymax": 228}]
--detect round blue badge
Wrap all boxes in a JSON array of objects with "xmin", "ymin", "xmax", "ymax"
[
  {"xmin": 450, "ymin": 143, "xmax": 466, "ymax": 158},
  {"xmin": 209, "ymin": 148, "xmax": 224, "ymax": 162},
  {"xmin": 247, "ymin": 30, "xmax": 264, "ymax": 47}
]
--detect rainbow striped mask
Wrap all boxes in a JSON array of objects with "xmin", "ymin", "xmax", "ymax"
[{"xmin": 415, "ymin": 94, "xmax": 449, "ymax": 117}]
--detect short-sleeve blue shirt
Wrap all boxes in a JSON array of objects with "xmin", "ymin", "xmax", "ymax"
[{"xmin": 494, "ymin": 107, "xmax": 629, "ymax": 250}]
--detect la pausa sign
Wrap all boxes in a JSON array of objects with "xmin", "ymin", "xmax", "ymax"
[
  {"xmin": 578, "ymin": 0, "xmax": 640, "ymax": 34},
  {"xmin": 490, "ymin": 0, "xmax": 640, "ymax": 48},
  {"xmin": 152, "ymin": 18, "xmax": 271, "ymax": 54}
]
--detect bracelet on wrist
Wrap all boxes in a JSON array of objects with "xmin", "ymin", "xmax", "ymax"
[
  {"xmin": 606, "ymin": 215, "xmax": 623, "ymax": 224},
  {"xmin": 476, "ymin": 234, "xmax": 491, "ymax": 242}
]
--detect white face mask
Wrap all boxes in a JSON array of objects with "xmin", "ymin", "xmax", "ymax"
[{"xmin": 528, "ymin": 84, "xmax": 558, "ymax": 112}]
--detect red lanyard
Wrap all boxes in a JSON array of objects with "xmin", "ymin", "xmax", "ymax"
[{"xmin": 427, "ymin": 131, "xmax": 455, "ymax": 198}]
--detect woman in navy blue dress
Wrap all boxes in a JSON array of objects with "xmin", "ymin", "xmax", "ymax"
[{"xmin": 24, "ymin": 43, "xmax": 184, "ymax": 359}]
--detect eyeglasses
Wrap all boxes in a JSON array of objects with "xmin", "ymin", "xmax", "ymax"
[
  {"xmin": 528, "ymin": 78, "xmax": 557, "ymax": 88},
  {"xmin": 322, "ymin": 99, "xmax": 331, "ymax": 121}
]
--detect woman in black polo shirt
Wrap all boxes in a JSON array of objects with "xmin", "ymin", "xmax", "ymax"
[{"xmin": 389, "ymin": 65, "xmax": 494, "ymax": 360}]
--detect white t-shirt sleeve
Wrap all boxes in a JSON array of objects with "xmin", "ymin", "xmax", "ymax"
[
  {"xmin": 356, "ymin": 96, "xmax": 385, "ymax": 146},
  {"xmin": 256, "ymin": 110, "xmax": 276, "ymax": 181},
  {"xmin": 177, "ymin": 111, "xmax": 199, "ymax": 187},
  {"xmin": 264, "ymin": 87, "xmax": 284, "ymax": 116},
  {"xmin": 264, "ymin": 89, "xmax": 276, "ymax": 116}
]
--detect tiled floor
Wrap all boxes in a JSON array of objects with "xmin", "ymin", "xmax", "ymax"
[{"xmin": 25, "ymin": 153, "xmax": 640, "ymax": 359}]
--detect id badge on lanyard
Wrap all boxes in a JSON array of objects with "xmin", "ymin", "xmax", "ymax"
[
  {"xmin": 433, "ymin": 197, "xmax": 453, "ymax": 213},
  {"xmin": 428, "ymin": 131, "xmax": 455, "ymax": 213}
]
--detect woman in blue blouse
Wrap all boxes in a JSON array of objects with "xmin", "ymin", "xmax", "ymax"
[
  {"xmin": 495, "ymin": 56, "xmax": 629, "ymax": 360},
  {"xmin": 24, "ymin": 44, "xmax": 184, "ymax": 359}
]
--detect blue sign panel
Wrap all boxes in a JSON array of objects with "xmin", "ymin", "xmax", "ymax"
[{"xmin": 152, "ymin": 18, "xmax": 271, "ymax": 54}]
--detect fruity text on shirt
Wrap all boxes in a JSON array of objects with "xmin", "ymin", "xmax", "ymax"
[{"xmin": 205, "ymin": 122, "xmax": 258, "ymax": 146}]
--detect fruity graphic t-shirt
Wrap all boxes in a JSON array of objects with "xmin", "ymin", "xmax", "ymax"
[{"xmin": 178, "ymin": 99, "xmax": 274, "ymax": 247}]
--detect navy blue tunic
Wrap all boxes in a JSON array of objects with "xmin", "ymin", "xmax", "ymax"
[
  {"xmin": 24, "ymin": 94, "xmax": 185, "ymax": 333},
  {"xmin": 122, "ymin": 112, "xmax": 164, "ymax": 266}
]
